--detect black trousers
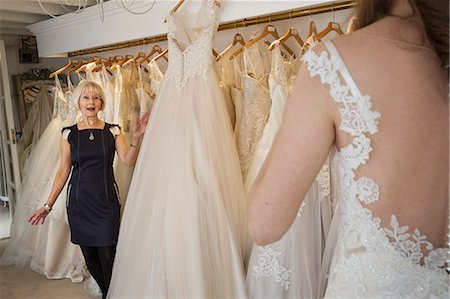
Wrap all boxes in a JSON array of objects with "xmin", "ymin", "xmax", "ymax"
[{"xmin": 80, "ymin": 245, "xmax": 116, "ymax": 299}]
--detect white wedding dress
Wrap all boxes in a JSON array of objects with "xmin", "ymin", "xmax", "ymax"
[
  {"xmin": 18, "ymin": 84, "xmax": 54, "ymax": 171},
  {"xmin": 1, "ymin": 76, "xmax": 88, "ymax": 282},
  {"xmin": 246, "ymin": 46, "xmax": 331, "ymax": 298},
  {"xmin": 108, "ymin": 1, "xmax": 247, "ymax": 297},
  {"xmin": 302, "ymin": 41, "xmax": 448, "ymax": 298}
]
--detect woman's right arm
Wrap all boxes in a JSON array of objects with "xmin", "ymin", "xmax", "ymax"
[{"xmin": 29, "ymin": 137, "xmax": 71, "ymax": 225}]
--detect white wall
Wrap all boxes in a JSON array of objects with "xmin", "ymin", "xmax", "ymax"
[
  {"xmin": 2, "ymin": 36, "xmax": 68, "ymax": 131},
  {"xmin": 28, "ymin": 0, "xmax": 350, "ymax": 57},
  {"xmin": 67, "ymin": 7, "xmax": 352, "ymax": 63},
  {"xmin": 5, "ymin": 1, "xmax": 354, "ymax": 131}
]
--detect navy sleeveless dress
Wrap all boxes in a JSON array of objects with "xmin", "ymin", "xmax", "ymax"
[{"xmin": 63, "ymin": 123, "xmax": 121, "ymax": 246}]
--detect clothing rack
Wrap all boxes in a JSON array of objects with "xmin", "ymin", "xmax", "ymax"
[{"xmin": 68, "ymin": 0, "xmax": 356, "ymax": 57}]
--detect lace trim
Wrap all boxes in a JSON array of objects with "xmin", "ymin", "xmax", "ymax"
[
  {"xmin": 166, "ymin": 0, "xmax": 218, "ymax": 90},
  {"xmin": 252, "ymin": 246, "xmax": 292, "ymax": 290},
  {"xmin": 302, "ymin": 45, "xmax": 446, "ymax": 273},
  {"xmin": 315, "ymin": 163, "xmax": 331, "ymax": 201},
  {"xmin": 383, "ymin": 215, "xmax": 447, "ymax": 270},
  {"xmin": 302, "ymin": 50, "xmax": 381, "ymax": 137},
  {"xmin": 297, "ymin": 201, "xmax": 307, "ymax": 218}
]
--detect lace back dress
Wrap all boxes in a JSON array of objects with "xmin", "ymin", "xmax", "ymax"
[{"xmin": 302, "ymin": 41, "xmax": 448, "ymax": 298}]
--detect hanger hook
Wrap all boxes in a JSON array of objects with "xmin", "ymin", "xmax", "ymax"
[
  {"xmin": 332, "ymin": 2, "xmax": 336, "ymax": 23},
  {"xmin": 268, "ymin": 14, "xmax": 272, "ymax": 23},
  {"xmin": 309, "ymin": 7, "xmax": 312, "ymax": 20},
  {"xmin": 289, "ymin": 10, "xmax": 293, "ymax": 20}
]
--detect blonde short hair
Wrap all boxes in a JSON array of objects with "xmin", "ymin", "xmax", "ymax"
[{"xmin": 71, "ymin": 80, "xmax": 106, "ymax": 111}]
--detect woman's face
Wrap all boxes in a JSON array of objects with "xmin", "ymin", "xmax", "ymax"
[{"xmin": 79, "ymin": 88, "xmax": 103, "ymax": 118}]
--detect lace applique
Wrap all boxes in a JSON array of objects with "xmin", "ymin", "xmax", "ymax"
[
  {"xmin": 252, "ymin": 246, "xmax": 292, "ymax": 290},
  {"xmin": 315, "ymin": 163, "xmax": 331, "ymax": 201},
  {"xmin": 297, "ymin": 201, "xmax": 307, "ymax": 218},
  {"xmin": 384, "ymin": 215, "xmax": 446, "ymax": 270},
  {"xmin": 339, "ymin": 134, "xmax": 372, "ymax": 169},
  {"xmin": 356, "ymin": 176, "xmax": 379, "ymax": 204},
  {"xmin": 302, "ymin": 50, "xmax": 381, "ymax": 137},
  {"xmin": 302, "ymin": 44, "xmax": 447, "ymax": 297},
  {"xmin": 166, "ymin": 0, "xmax": 218, "ymax": 90}
]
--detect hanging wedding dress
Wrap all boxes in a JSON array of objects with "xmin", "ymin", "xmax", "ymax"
[
  {"xmin": 141, "ymin": 59, "xmax": 165, "ymax": 104},
  {"xmin": 108, "ymin": 1, "xmax": 247, "ymax": 297},
  {"xmin": 110, "ymin": 62, "xmax": 139, "ymax": 206},
  {"xmin": 233, "ymin": 33, "xmax": 273, "ymax": 265},
  {"xmin": 1, "ymin": 76, "xmax": 88, "ymax": 282},
  {"xmin": 135, "ymin": 65, "xmax": 154, "ymax": 118},
  {"xmin": 216, "ymin": 51, "xmax": 238, "ymax": 128},
  {"xmin": 235, "ymin": 36, "xmax": 271, "ymax": 184},
  {"xmin": 246, "ymin": 46, "xmax": 331, "ymax": 298},
  {"xmin": 18, "ymin": 84, "xmax": 54, "ymax": 171},
  {"xmin": 302, "ymin": 41, "xmax": 448, "ymax": 298}
]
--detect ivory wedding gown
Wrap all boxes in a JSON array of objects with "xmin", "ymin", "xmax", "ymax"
[
  {"xmin": 302, "ymin": 41, "xmax": 448, "ymax": 298},
  {"xmin": 1, "ymin": 76, "xmax": 88, "ymax": 281},
  {"xmin": 108, "ymin": 1, "xmax": 247, "ymax": 297},
  {"xmin": 245, "ymin": 46, "xmax": 331, "ymax": 298}
]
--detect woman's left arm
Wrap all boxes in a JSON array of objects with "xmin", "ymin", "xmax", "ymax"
[
  {"xmin": 248, "ymin": 62, "xmax": 336, "ymax": 246},
  {"xmin": 115, "ymin": 113, "xmax": 150, "ymax": 166}
]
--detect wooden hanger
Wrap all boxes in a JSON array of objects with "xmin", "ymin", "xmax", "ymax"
[
  {"xmin": 92, "ymin": 55, "xmax": 123, "ymax": 72},
  {"xmin": 308, "ymin": 20, "xmax": 319, "ymax": 40},
  {"xmin": 316, "ymin": 21, "xmax": 344, "ymax": 40},
  {"xmin": 230, "ymin": 25, "xmax": 293, "ymax": 60},
  {"xmin": 75, "ymin": 56, "xmax": 100, "ymax": 73},
  {"xmin": 49, "ymin": 60, "xmax": 78, "ymax": 78},
  {"xmin": 316, "ymin": 3, "xmax": 344, "ymax": 40},
  {"xmin": 151, "ymin": 48, "xmax": 168, "ymax": 62},
  {"xmin": 138, "ymin": 44, "xmax": 167, "ymax": 65},
  {"xmin": 164, "ymin": 0, "xmax": 220, "ymax": 23},
  {"xmin": 269, "ymin": 27, "xmax": 304, "ymax": 51},
  {"xmin": 123, "ymin": 52, "xmax": 146, "ymax": 67},
  {"xmin": 65, "ymin": 59, "xmax": 88, "ymax": 75},
  {"xmin": 346, "ymin": 16, "xmax": 357, "ymax": 34},
  {"xmin": 110, "ymin": 55, "xmax": 134, "ymax": 71},
  {"xmin": 216, "ymin": 33, "xmax": 246, "ymax": 62}
]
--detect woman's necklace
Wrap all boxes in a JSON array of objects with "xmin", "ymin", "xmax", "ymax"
[
  {"xmin": 88, "ymin": 129, "xmax": 95, "ymax": 141},
  {"xmin": 84, "ymin": 119, "xmax": 99, "ymax": 141}
]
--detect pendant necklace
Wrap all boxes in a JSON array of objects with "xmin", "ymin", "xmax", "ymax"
[{"xmin": 88, "ymin": 129, "xmax": 95, "ymax": 141}]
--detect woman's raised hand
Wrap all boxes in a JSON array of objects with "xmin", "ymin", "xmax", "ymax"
[{"xmin": 132, "ymin": 113, "xmax": 150, "ymax": 141}]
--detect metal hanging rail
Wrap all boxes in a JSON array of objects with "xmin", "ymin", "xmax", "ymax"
[{"xmin": 68, "ymin": 0, "xmax": 356, "ymax": 57}]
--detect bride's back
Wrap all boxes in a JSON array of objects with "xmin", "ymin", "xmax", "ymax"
[{"xmin": 331, "ymin": 8, "xmax": 448, "ymax": 250}]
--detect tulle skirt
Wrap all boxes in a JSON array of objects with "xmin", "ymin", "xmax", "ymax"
[{"xmin": 108, "ymin": 69, "xmax": 247, "ymax": 298}]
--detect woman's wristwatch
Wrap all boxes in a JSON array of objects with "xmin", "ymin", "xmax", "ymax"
[{"xmin": 43, "ymin": 203, "xmax": 52, "ymax": 213}]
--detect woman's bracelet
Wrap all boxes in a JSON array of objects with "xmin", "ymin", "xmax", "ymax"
[
  {"xmin": 43, "ymin": 203, "xmax": 52, "ymax": 213},
  {"xmin": 130, "ymin": 142, "xmax": 141, "ymax": 148}
]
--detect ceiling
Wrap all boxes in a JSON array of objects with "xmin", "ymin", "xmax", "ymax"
[{"xmin": 0, "ymin": 0, "xmax": 100, "ymax": 36}]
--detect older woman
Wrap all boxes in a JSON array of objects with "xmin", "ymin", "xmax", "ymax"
[{"xmin": 29, "ymin": 80, "xmax": 149, "ymax": 298}]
